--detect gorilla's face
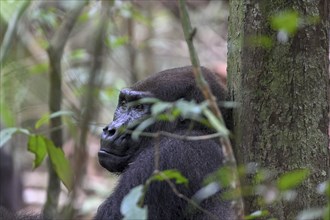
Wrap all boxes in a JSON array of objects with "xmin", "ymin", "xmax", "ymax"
[{"xmin": 98, "ymin": 89, "xmax": 153, "ymax": 173}]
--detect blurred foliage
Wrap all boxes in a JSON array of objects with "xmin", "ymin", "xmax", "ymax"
[
  {"xmin": 120, "ymin": 185, "xmax": 147, "ymax": 220},
  {"xmin": 150, "ymin": 169, "xmax": 189, "ymax": 186},
  {"xmin": 271, "ymin": 10, "xmax": 300, "ymax": 35},
  {"xmin": 0, "ymin": 0, "xmax": 27, "ymax": 22}
]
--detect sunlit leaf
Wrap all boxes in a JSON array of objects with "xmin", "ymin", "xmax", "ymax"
[
  {"xmin": 0, "ymin": 127, "xmax": 29, "ymax": 147},
  {"xmin": 277, "ymin": 168, "xmax": 310, "ymax": 191},
  {"xmin": 203, "ymin": 109, "xmax": 229, "ymax": 136},
  {"xmin": 151, "ymin": 102, "xmax": 172, "ymax": 116},
  {"xmin": 175, "ymin": 100, "xmax": 203, "ymax": 119},
  {"xmin": 204, "ymin": 166, "xmax": 234, "ymax": 188},
  {"xmin": 120, "ymin": 185, "xmax": 148, "ymax": 220},
  {"xmin": 193, "ymin": 182, "xmax": 220, "ymax": 203},
  {"xmin": 0, "ymin": 127, "xmax": 18, "ymax": 147},
  {"xmin": 45, "ymin": 138, "xmax": 73, "ymax": 191},
  {"xmin": 270, "ymin": 10, "xmax": 300, "ymax": 35},
  {"xmin": 131, "ymin": 118, "xmax": 155, "ymax": 140},
  {"xmin": 35, "ymin": 111, "xmax": 74, "ymax": 129},
  {"xmin": 150, "ymin": 169, "xmax": 188, "ymax": 186},
  {"xmin": 245, "ymin": 210, "xmax": 270, "ymax": 220},
  {"xmin": 27, "ymin": 135, "xmax": 47, "ymax": 168}
]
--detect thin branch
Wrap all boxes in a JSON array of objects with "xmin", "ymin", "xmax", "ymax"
[
  {"xmin": 178, "ymin": 0, "xmax": 244, "ymax": 219},
  {"xmin": 125, "ymin": 129, "xmax": 224, "ymax": 141}
]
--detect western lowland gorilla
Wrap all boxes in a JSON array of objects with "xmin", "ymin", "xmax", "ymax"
[{"xmin": 95, "ymin": 66, "xmax": 234, "ymax": 220}]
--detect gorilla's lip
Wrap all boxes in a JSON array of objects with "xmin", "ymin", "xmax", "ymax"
[{"xmin": 98, "ymin": 149, "xmax": 129, "ymax": 158}]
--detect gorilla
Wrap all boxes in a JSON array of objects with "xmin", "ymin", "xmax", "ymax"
[{"xmin": 95, "ymin": 66, "xmax": 234, "ymax": 220}]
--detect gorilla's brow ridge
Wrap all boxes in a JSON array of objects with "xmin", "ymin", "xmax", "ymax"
[{"xmin": 119, "ymin": 89, "xmax": 153, "ymax": 101}]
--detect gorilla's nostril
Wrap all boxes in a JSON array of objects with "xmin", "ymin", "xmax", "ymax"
[
  {"xmin": 103, "ymin": 126, "xmax": 108, "ymax": 132},
  {"xmin": 108, "ymin": 129, "xmax": 116, "ymax": 136}
]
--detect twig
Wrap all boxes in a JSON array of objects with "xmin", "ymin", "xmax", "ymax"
[
  {"xmin": 125, "ymin": 129, "xmax": 224, "ymax": 141},
  {"xmin": 178, "ymin": 0, "xmax": 244, "ymax": 219}
]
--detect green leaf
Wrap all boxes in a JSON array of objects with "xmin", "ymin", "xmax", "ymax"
[
  {"xmin": 271, "ymin": 10, "xmax": 300, "ymax": 35},
  {"xmin": 0, "ymin": 0, "xmax": 27, "ymax": 22},
  {"xmin": 0, "ymin": 127, "xmax": 18, "ymax": 147},
  {"xmin": 151, "ymin": 102, "xmax": 172, "ymax": 116},
  {"xmin": 44, "ymin": 137, "xmax": 73, "ymax": 191},
  {"xmin": 277, "ymin": 169, "xmax": 310, "ymax": 191},
  {"xmin": 174, "ymin": 100, "xmax": 205, "ymax": 120},
  {"xmin": 120, "ymin": 185, "xmax": 148, "ymax": 220},
  {"xmin": 203, "ymin": 109, "xmax": 229, "ymax": 136},
  {"xmin": 28, "ymin": 62, "xmax": 49, "ymax": 75},
  {"xmin": 151, "ymin": 170, "xmax": 189, "ymax": 186},
  {"xmin": 131, "ymin": 118, "xmax": 155, "ymax": 140},
  {"xmin": 107, "ymin": 35, "xmax": 129, "ymax": 49},
  {"xmin": 0, "ymin": 127, "xmax": 30, "ymax": 147},
  {"xmin": 27, "ymin": 135, "xmax": 47, "ymax": 168},
  {"xmin": 248, "ymin": 35, "xmax": 273, "ymax": 48},
  {"xmin": 244, "ymin": 210, "xmax": 270, "ymax": 220},
  {"xmin": 68, "ymin": 49, "xmax": 88, "ymax": 62},
  {"xmin": 204, "ymin": 166, "xmax": 234, "ymax": 188},
  {"xmin": 193, "ymin": 182, "xmax": 220, "ymax": 203},
  {"xmin": 35, "ymin": 111, "xmax": 74, "ymax": 129}
]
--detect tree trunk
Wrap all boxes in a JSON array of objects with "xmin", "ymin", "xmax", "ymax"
[{"xmin": 227, "ymin": 0, "xmax": 329, "ymax": 219}]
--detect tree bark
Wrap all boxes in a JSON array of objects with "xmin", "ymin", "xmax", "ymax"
[{"xmin": 228, "ymin": 0, "xmax": 329, "ymax": 219}]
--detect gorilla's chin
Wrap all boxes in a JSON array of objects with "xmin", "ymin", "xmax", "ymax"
[{"xmin": 98, "ymin": 150, "xmax": 131, "ymax": 173}]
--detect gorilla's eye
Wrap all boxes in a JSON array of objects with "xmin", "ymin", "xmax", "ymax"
[
  {"xmin": 135, "ymin": 104, "xmax": 144, "ymax": 111},
  {"xmin": 120, "ymin": 99, "xmax": 127, "ymax": 109}
]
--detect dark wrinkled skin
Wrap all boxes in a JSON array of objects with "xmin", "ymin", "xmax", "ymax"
[
  {"xmin": 95, "ymin": 66, "xmax": 234, "ymax": 220},
  {"xmin": 99, "ymin": 89, "xmax": 153, "ymax": 173}
]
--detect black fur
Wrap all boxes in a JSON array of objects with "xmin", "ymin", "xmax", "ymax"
[{"xmin": 95, "ymin": 66, "xmax": 234, "ymax": 220}]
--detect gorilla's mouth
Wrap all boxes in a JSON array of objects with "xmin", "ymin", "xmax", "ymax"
[
  {"xmin": 98, "ymin": 149, "xmax": 132, "ymax": 172},
  {"xmin": 99, "ymin": 149, "xmax": 128, "ymax": 158}
]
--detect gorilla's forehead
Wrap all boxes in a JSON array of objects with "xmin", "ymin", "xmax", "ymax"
[{"xmin": 119, "ymin": 89, "xmax": 154, "ymax": 100}]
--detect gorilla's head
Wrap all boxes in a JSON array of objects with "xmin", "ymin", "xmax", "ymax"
[{"xmin": 98, "ymin": 66, "xmax": 230, "ymax": 173}]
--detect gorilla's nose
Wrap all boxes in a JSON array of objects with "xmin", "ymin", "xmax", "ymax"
[
  {"xmin": 103, "ymin": 125, "xmax": 116, "ymax": 137},
  {"xmin": 102, "ymin": 125, "xmax": 118, "ymax": 141},
  {"xmin": 101, "ymin": 124, "xmax": 129, "ymax": 146}
]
